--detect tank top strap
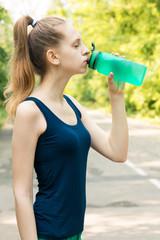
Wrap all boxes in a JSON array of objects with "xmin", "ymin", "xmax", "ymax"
[
  {"xmin": 63, "ymin": 94, "xmax": 82, "ymax": 119},
  {"xmin": 21, "ymin": 97, "xmax": 51, "ymax": 125}
]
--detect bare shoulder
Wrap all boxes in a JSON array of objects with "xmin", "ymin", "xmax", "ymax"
[
  {"xmin": 14, "ymin": 100, "xmax": 42, "ymax": 136},
  {"xmin": 14, "ymin": 100, "xmax": 46, "ymax": 137},
  {"xmin": 16, "ymin": 100, "xmax": 40, "ymax": 120}
]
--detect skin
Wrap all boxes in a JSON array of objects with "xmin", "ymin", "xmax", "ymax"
[{"xmin": 12, "ymin": 21, "xmax": 129, "ymax": 240}]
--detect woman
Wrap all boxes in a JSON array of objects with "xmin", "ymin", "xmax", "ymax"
[{"xmin": 3, "ymin": 15, "xmax": 129, "ymax": 240}]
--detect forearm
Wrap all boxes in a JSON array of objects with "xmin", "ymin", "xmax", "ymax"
[
  {"xmin": 108, "ymin": 94, "xmax": 129, "ymax": 162},
  {"xmin": 14, "ymin": 195, "xmax": 38, "ymax": 240}
]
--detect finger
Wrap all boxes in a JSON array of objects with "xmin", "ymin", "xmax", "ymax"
[
  {"xmin": 111, "ymin": 52, "xmax": 120, "ymax": 57},
  {"xmin": 121, "ymin": 55, "xmax": 125, "ymax": 58},
  {"xmin": 111, "ymin": 52, "xmax": 118, "ymax": 56},
  {"xmin": 108, "ymin": 72, "xmax": 114, "ymax": 80}
]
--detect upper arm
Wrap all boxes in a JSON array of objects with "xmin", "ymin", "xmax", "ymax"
[
  {"xmin": 12, "ymin": 101, "xmax": 41, "ymax": 199},
  {"xmin": 66, "ymin": 95, "xmax": 114, "ymax": 161}
]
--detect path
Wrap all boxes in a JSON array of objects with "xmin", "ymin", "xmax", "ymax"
[{"xmin": 0, "ymin": 109, "xmax": 160, "ymax": 240}]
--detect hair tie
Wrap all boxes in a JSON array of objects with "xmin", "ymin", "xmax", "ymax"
[{"xmin": 31, "ymin": 19, "xmax": 37, "ymax": 28}]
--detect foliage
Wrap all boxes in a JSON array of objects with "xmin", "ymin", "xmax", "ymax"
[
  {"xmin": 0, "ymin": 1, "xmax": 160, "ymax": 126},
  {"xmin": 48, "ymin": 0, "xmax": 160, "ymax": 122},
  {"xmin": 0, "ymin": 99, "xmax": 7, "ymax": 127},
  {"xmin": 0, "ymin": 6, "xmax": 13, "ymax": 100}
]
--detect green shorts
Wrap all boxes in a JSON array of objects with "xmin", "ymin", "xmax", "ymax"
[{"xmin": 38, "ymin": 231, "xmax": 82, "ymax": 240}]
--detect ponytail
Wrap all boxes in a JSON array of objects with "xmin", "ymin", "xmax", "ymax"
[
  {"xmin": 3, "ymin": 14, "xmax": 66, "ymax": 123},
  {"xmin": 3, "ymin": 16, "xmax": 35, "ymax": 122}
]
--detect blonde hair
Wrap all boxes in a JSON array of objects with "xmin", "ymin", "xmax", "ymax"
[{"xmin": 3, "ymin": 15, "xmax": 66, "ymax": 122}]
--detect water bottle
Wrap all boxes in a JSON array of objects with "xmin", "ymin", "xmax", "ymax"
[{"xmin": 87, "ymin": 41, "xmax": 147, "ymax": 86}]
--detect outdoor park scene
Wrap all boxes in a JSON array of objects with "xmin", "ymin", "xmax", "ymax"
[{"xmin": 0, "ymin": 0, "xmax": 160, "ymax": 239}]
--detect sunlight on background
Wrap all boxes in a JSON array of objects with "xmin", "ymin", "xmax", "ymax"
[{"xmin": 0, "ymin": 0, "xmax": 53, "ymax": 22}]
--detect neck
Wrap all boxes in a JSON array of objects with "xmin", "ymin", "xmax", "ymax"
[{"xmin": 32, "ymin": 68, "xmax": 72, "ymax": 103}]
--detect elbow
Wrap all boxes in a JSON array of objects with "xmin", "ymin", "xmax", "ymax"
[
  {"xmin": 108, "ymin": 137, "xmax": 128, "ymax": 163},
  {"xmin": 111, "ymin": 153, "xmax": 128, "ymax": 163},
  {"xmin": 13, "ymin": 188, "xmax": 32, "ymax": 202},
  {"xmin": 113, "ymin": 146, "xmax": 128, "ymax": 163},
  {"xmin": 118, "ymin": 156, "xmax": 127, "ymax": 163},
  {"xmin": 13, "ymin": 193, "xmax": 33, "ymax": 205},
  {"xmin": 118, "ymin": 151, "xmax": 128, "ymax": 162}
]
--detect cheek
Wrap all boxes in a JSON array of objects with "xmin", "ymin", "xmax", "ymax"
[{"xmin": 61, "ymin": 52, "xmax": 80, "ymax": 70}]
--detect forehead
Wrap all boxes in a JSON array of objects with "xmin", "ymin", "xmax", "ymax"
[{"xmin": 63, "ymin": 22, "xmax": 81, "ymax": 42}]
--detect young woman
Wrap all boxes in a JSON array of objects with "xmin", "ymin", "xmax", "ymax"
[{"xmin": 3, "ymin": 15, "xmax": 129, "ymax": 240}]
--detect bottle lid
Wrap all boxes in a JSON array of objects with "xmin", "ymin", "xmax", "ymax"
[{"xmin": 87, "ymin": 41, "xmax": 100, "ymax": 69}]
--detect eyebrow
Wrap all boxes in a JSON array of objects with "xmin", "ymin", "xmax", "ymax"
[{"xmin": 72, "ymin": 37, "xmax": 81, "ymax": 43}]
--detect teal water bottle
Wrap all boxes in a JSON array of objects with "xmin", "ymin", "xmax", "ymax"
[{"xmin": 87, "ymin": 41, "xmax": 147, "ymax": 86}]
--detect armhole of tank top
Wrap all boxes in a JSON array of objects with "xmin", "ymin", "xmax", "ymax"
[
  {"xmin": 22, "ymin": 98, "xmax": 48, "ymax": 139},
  {"xmin": 63, "ymin": 94, "xmax": 82, "ymax": 119}
]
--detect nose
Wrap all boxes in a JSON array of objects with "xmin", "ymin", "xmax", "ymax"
[
  {"xmin": 86, "ymin": 47, "xmax": 90, "ymax": 55},
  {"xmin": 82, "ymin": 44, "xmax": 90, "ymax": 56}
]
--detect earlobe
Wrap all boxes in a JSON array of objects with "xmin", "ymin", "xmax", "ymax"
[{"xmin": 47, "ymin": 49, "xmax": 60, "ymax": 65}]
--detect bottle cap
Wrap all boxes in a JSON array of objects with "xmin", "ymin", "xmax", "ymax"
[{"xmin": 87, "ymin": 41, "xmax": 101, "ymax": 69}]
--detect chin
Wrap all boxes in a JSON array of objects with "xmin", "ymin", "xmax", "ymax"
[
  {"xmin": 80, "ymin": 68, "xmax": 88, "ymax": 74},
  {"xmin": 72, "ymin": 67, "xmax": 88, "ymax": 76}
]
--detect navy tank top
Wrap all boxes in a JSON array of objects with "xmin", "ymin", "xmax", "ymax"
[{"xmin": 22, "ymin": 94, "xmax": 91, "ymax": 240}]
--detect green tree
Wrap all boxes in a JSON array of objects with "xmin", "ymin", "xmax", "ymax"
[
  {"xmin": 0, "ymin": 6, "xmax": 13, "ymax": 126},
  {"xmin": 48, "ymin": 0, "xmax": 160, "ymax": 122},
  {"xmin": 0, "ymin": 6, "xmax": 13, "ymax": 100}
]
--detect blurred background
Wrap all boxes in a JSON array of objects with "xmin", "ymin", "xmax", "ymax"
[
  {"xmin": 0, "ymin": 0, "xmax": 160, "ymax": 127},
  {"xmin": 0, "ymin": 1, "xmax": 160, "ymax": 240}
]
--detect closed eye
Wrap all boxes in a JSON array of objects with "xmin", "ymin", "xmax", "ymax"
[{"xmin": 74, "ymin": 44, "xmax": 80, "ymax": 47}]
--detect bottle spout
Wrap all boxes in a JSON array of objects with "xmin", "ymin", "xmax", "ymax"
[
  {"xmin": 87, "ymin": 41, "xmax": 100, "ymax": 70},
  {"xmin": 87, "ymin": 41, "xmax": 96, "ymax": 67},
  {"xmin": 91, "ymin": 41, "xmax": 95, "ymax": 52}
]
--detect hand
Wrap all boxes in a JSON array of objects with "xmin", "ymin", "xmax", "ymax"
[{"xmin": 108, "ymin": 52, "xmax": 126, "ymax": 96}]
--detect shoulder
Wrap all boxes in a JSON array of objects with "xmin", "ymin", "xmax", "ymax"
[
  {"xmin": 14, "ymin": 100, "xmax": 41, "ymax": 128},
  {"xmin": 12, "ymin": 100, "xmax": 44, "ymax": 140}
]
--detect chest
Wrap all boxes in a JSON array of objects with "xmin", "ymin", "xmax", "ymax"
[{"xmin": 37, "ymin": 121, "xmax": 91, "ymax": 158}]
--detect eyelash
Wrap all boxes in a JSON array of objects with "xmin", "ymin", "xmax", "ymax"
[{"xmin": 74, "ymin": 44, "xmax": 80, "ymax": 48}]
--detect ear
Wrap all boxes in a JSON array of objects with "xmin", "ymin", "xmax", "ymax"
[{"xmin": 46, "ymin": 49, "xmax": 60, "ymax": 66}]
